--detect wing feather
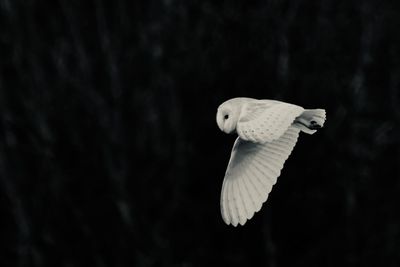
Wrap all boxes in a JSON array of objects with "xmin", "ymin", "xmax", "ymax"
[
  {"xmin": 237, "ymin": 177, "xmax": 252, "ymax": 219},
  {"xmin": 245, "ymin": 167, "xmax": 265, "ymax": 202},
  {"xmin": 233, "ymin": 179, "xmax": 247, "ymax": 225},
  {"xmin": 252, "ymin": 156, "xmax": 280, "ymax": 178},
  {"xmin": 241, "ymin": 174, "xmax": 258, "ymax": 215},
  {"xmin": 252, "ymin": 158, "xmax": 278, "ymax": 185},
  {"xmin": 237, "ymin": 101, "xmax": 304, "ymax": 143},
  {"xmin": 228, "ymin": 178, "xmax": 239, "ymax": 227},
  {"xmin": 220, "ymin": 126, "xmax": 300, "ymax": 226},
  {"xmin": 250, "ymin": 158, "xmax": 276, "ymax": 185},
  {"xmin": 246, "ymin": 162, "xmax": 270, "ymax": 195},
  {"xmin": 220, "ymin": 179, "xmax": 230, "ymax": 224},
  {"xmin": 243, "ymin": 171, "xmax": 263, "ymax": 212},
  {"xmin": 258, "ymin": 150, "xmax": 285, "ymax": 164}
]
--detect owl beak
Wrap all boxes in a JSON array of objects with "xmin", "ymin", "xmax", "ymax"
[
  {"xmin": 219, "ymin": 123, "xmax": 226, "ymax": 133},
  {"xmin": 222, "ymin": 122, "xmax": 232, "ymax": 134},
  {"xmin": 223, "ymin": 123, "xmax": 230, "ymax": 133},
  {"xmin": 216, "ymin": 111, "xmax": 224, "ymax": 132}
]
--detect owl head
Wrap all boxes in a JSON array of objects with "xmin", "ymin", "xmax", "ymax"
[{"xmin": 216, "ymin": 98, "xmax": 246, "ymax": 134}]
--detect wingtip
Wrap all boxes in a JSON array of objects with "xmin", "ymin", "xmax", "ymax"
[{"xmin": 227, "ymin": 220, "xmax": 247, "ymax": 227}]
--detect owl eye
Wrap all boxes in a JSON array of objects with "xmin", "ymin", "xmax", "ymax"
[{"xmin": 224, "ymin": 114, "xmax": 229, "ymax": 120}]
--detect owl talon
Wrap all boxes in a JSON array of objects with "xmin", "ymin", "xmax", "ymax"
[{"xmin": 309, "ymin": 121, "xmax": 321, "ymax": 130}]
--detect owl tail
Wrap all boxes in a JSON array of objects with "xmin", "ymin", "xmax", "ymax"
[{"xmin": 293, "ymin": 109, "xmax": 326, "ymax": 134}]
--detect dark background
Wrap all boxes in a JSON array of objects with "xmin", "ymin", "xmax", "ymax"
[{"xmin": 1, "ymin": 0, "xmax": 400, "ymax": 266}]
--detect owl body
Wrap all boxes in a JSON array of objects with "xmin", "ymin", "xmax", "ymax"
[{"xmin": 216, "ymin": 97, "xmax": 326, "ymax": 226}]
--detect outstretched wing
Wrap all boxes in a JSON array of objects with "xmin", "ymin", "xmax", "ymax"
[
  {"xmin": 220, "ymin": 126, "xmax": 300, "ymax": 226},
  {"xmin": 237, "ymin": 101, "xmax": 304, "ymax": 143}
]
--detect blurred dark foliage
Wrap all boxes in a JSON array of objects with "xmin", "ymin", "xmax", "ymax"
[{"xmin": 1, "ymin": 0, "xmax": 400, "ymax": 266}]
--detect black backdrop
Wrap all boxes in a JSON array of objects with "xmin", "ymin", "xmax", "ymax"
[{"xmin": 1, "ymin": 1, "xmax": 400, "ymax": 266}]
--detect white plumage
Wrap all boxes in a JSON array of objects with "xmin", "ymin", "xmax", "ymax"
[{"xmin": 216, "ymin": 97, "xmax": 326, "ymax": 226}]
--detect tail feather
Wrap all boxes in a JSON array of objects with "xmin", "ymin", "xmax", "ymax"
[{"xmin": 293, "ymin": 109, "xmax": 326, "ymax": 134}]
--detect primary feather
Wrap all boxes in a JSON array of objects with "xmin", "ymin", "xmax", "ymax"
[{"xmin": 217, "ymin": 97, "xmax": 326, "ymax": 226}]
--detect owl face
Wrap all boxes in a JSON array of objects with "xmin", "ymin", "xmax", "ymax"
[{"xmin": 216, "ymin": 103, "xmax": 240, "ymax": 134}]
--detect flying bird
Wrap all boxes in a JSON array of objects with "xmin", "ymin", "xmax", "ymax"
[{"xmin": 216, "ymin": 97, "xmax": 326, "ymax": 226}]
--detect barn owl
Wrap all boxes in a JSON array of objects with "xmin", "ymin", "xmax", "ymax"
[{"xmin": 216, "ymin": 97, "xmax": 326, "ymax": 226}]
